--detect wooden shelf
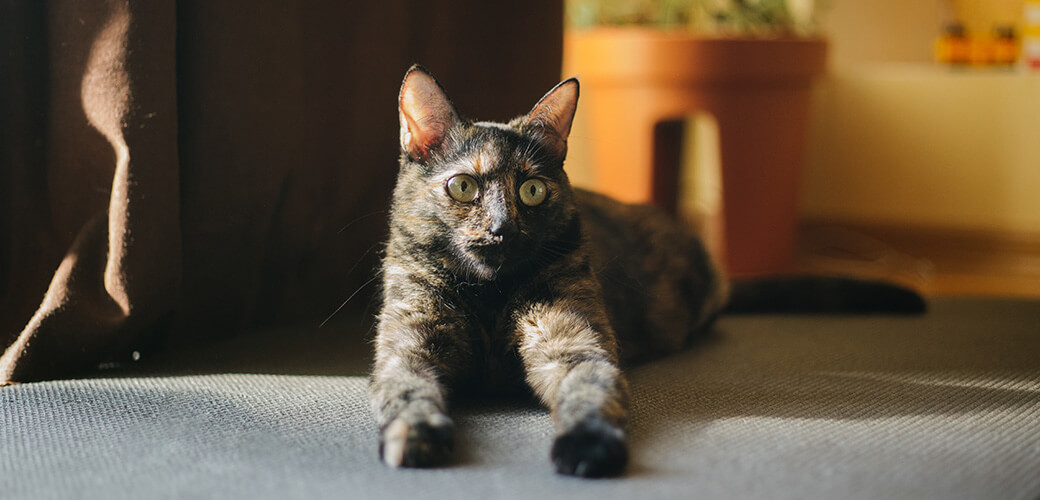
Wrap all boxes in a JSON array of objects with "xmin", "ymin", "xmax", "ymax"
[{"xmin": 797, "ymin": 219, "xmax": 1040, "ymax": 298}]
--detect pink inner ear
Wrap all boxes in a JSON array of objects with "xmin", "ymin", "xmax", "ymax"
[
  {"xmin": 400, "ymin": 106, "xmax": 438, "ymax": 158},
  {"xmin": 399, "ymin": 69, "xmax": 458, "ymax": 161},
  {"xmin": 525, "ymin": 79, "xmax": 578, "ymax": 156}
]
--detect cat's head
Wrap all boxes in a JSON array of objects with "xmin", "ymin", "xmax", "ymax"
[{"xmin": 391, "ymin": 65, "xmax": 580, "ymax": 282}]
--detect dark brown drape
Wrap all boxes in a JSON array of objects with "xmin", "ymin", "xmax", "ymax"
[{"xmin": 0, "ymin": 0, "xmax": 563, "ymax": 383}]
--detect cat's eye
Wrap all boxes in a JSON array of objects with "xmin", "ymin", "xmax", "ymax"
[
  {"xmin": 518, "ymin": 178, "xmax": 547, "ymax": 206},
  {"xmin": 446, "ymin": 174, "xmax": 478, "ymax": 202}
]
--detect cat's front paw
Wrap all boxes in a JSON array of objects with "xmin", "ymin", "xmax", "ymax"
[
  {"xmin": 379, "ymin": 413, "xmax": 454, "ymax": 468},
  {"xmin": 551, "ymin": 417, "xmax": 628, "ymax": 478}
]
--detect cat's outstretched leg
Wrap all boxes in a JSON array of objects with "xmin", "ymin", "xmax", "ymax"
[
  {"xmin": 369, "ymin": 300, "xmax": 472, "ymax": 468},
  {"xmin": 370, "ymin": 358, "xmax": 454, "ymax": 468},
  {"xmin": 516, "ymin": 299, "xmax": 630, "ymax": 478}
]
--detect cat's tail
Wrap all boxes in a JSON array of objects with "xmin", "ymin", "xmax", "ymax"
[{"xmin": 724, "ymin": 276, "xmax": 927, "ymax": 314}]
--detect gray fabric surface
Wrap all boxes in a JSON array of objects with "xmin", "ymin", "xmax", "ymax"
[{"xmin": 3, "ymin": 298, "xmax": 1039, "ymax": 499}]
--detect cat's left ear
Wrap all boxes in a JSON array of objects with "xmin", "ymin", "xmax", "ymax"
[{"xmin": 522, "ymin": 78, "xmax": 579, "ymax": 159}]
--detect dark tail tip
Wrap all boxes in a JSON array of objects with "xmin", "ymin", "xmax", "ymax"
[{"xmin": 725, "ymin": 276, "xmax": 927, "ymax": 315}]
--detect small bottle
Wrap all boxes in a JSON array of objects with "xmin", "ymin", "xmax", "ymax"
[
  {"xmin": 991, "ymin": 25, "xmax": 1018, "ymax": 66},
  {"xmin": 936, "ymin": 23, "xmax": 971, "ymax": 65}
]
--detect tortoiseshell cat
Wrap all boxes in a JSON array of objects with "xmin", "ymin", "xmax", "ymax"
[
  {"xmin": 369, "ymin": 66, "xmax": 921, "ymax": 478},
  {"xmin": 369, "ymin": 66, "xmax": 726, "ymax": 478}
]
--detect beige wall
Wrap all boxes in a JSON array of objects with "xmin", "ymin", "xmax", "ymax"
[
  {"xmin": 824, "ymin": 0, "xmax": 947, "ymax": 66},
  {"xmin": 801, "ymin": 0, "xmax": 1040, "ymax": 233}
]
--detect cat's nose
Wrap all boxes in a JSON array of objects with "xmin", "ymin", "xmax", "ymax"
[{"xmin": 489, "ymin": 218, "xmax": 518, "ymax": 240}]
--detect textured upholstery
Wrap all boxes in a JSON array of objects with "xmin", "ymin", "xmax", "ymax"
[{"xmin": 3, "ymin": 298, "xmax": 1039, "ymax": 499}]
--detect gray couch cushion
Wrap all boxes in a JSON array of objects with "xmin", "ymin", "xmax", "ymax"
[{"xmin": 3, "ymin": 298, "xmax": 1039, "ymax": 499}]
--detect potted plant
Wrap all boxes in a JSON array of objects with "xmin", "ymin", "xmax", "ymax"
[{"xmin": 563, "ymin": 0, "xmax": 828, "ymax": 276}]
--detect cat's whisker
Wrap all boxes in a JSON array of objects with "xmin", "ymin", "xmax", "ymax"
[
  {"xmin": 343, "ymin": 242, "xmax": 384, "ymax": 278},
  {"xmin": 319, "ymin": 275, "xmax": 379, "ymax": 328},
  {"xmin": 338, "ymin": 210, "xmax": 387, "ymax": 234}
]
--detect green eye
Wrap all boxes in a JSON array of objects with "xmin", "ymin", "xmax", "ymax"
[
  {"xmin": 519, "ymin": 178, "xmax": 547, "ymax": 206},
  {"xmin": 446, "ymin": 174, "xmax": 478, "ymax": 202}
]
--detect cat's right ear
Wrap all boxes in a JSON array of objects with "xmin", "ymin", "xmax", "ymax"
[{"xmin": 399, "ymin": 65, "xmax": 460, "ymax": 162}]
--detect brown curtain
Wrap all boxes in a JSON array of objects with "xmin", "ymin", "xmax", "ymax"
[{"xmin": 0, "ymin": 0, "xmax": 563, "ymax": 383}]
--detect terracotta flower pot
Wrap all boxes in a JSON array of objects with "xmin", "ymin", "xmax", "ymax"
[{"xmin": 564, "ymin": 28, "xmax": 827, "ymax": 276}]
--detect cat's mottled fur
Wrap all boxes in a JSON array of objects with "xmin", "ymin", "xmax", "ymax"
[{"xmin": 369, "ymin": 66, "xmax": 727, "ymax": 478}]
